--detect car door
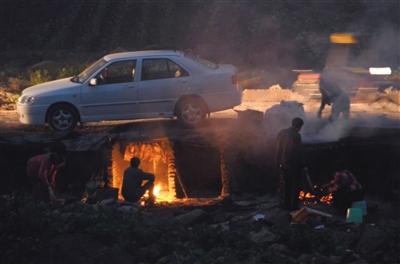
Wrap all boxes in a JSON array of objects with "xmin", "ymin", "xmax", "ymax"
[
  {"xmin": 137, "ymin": 58, "xmax": 190, "ymax": 117},
  {"xmin": 80, "ymin": 60, "xmax": 139, "ymax": 121}
]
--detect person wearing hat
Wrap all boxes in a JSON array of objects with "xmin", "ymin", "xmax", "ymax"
[{"xmin": 27, "ymin": 142, "xmax": 67, "ymax": 202}]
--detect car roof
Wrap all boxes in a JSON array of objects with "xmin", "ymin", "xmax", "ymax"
[{"xmin": 104, "ymin": 50, "xmax": 182, "ymax": 61}]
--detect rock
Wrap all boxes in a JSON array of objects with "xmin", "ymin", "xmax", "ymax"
[
  {"xmin": 142, "ymin": 211, "xmax": 176, "ymax": 227},
  {"xmin": 250, "ymin": 227, "xmax": 276, "ymax": 243},
  {"xmin": 117, "ymin": 205, "xmax": 138, "ymax": 214},
  {"xmin": 268, "ymin": 208, "xmax": 291, "ymax": 227},
  {"xmin": 99, "ymin": 198, "xmax": 116, "ymax": 207},
  {"xmin": 253, "ymin": 213, "xmax": 267, "ymax": 221},
  {"xmin": 213, "ymin": 212, "xmax": 233, "ymax": 223},
  {"xmin": 156, "ymin": 256, "xmax": 169, "ymax": 264},
  {"xmin": 98, "ymin": 246, "xmax": 134, "ymax": 264},
  {"xmin": 297, "ymin": 254, "xmax": 311, "ymax": 264},
  {"xmin": 329, "ymin": 255, "xmax": 342, "ymax": 264},
  {"xmin": 210, "ymin": 221, "xmax": 230, "ymax": 231},
  {"xmin": 348, "ymin": 259, "xmax": 368, "ymax": 264},
  {"xmin": 234, "ymin": 200, "xmax": 255, "ymax": 207},
  {"xmin": 48, "ymin": 234, "xmax": 133, "ymax": 264},
  {"xmin": 175, "ymin": 209, "xmax": 206, "ymax": 225},
  {"xmin": 356, "ymin": 225, "xmax": 387, "ymax": 260},
  {"xmin": 310, "ymin": 254, "xmax": 332, "ymax": 264},
  {"xmin": 269, "ymin": 243, "xmax": 290, "ymax": 254}
]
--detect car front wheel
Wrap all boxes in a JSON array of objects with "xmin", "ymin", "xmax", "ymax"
[
  {"xmin": 177, "ymin": 98, "xmax": 207, "ymax": 127},
  {"xmin": 47, "ymin": 104, "xmax": 78, "ymax": 132}
]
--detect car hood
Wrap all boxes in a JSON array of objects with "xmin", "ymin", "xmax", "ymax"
[{"xmin": 22, "ymin": 77, "xmax": 81, "ymax": 96}]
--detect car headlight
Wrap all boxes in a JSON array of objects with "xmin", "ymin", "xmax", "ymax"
[{"xmin": 18, "ymin": 96, "xmax": 36, "ymax": 104}]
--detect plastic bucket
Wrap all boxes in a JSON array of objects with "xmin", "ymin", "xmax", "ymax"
[
  {"xmin": 351, "ymin": 200, "xmax": 367, "ymax": 216},
  {"xmin": 346, "ymin": 208, "xmax": 363, "ymax": 224}
]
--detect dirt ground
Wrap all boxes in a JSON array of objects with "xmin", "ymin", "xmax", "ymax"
[
  {"xmin": 1, "ymin": 86, "xmax": 398, "ymax": 139},
  {"xmin": 1, "ymin": 193, "xmax": 399, "ymax": 264},
  {"xmin": 1, "ymin": 88, "xmax": 399, "ymax": 264}
]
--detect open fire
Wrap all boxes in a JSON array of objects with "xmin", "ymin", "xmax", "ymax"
[
  {"xmin": 111, "ymin": 139, "xmax": 177, "ymax": 203},
  {"xmin": 298, "ymin": 189, "xmax": 333, "ymax": 205},
  {"xmin": 109, "ymin": 138, "xmax": 227, "ymax": 205},
  {"xmin": 141, "ymin": 183, "xmax": 171, "ymax": 204}
]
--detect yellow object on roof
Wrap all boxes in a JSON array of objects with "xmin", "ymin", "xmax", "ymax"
[{"xmin": 330, "ymin": 33, "xmax": 357, "ymax": 44}]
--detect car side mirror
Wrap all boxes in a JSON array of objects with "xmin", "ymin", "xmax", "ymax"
[{"xmin": 89, "ymin": 78, "xmax": 97, "ymax": 86}]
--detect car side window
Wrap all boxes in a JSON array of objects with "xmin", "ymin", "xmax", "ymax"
[
  {"xmin": 142, "ymin": 59, "xmax": 188, "ymax": 81},
  {"xmin": 168, "ymin": 60, "xmax": 189, "ymax": 78},
  {"xmin": 97, "ymin": 60, "xmax": 136, "ymax": 85}
]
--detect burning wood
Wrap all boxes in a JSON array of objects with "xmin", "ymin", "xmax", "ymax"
[
  {"xmin": 298, "ymin": 189, "xmax": 333, "ymax": 205},
  {"xmin": 141, "ymin": 183, "xmax": 174, "ymax": 205}
]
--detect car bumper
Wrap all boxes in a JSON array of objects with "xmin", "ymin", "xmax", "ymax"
[{"xmin": 16, "ymin": 103, "xmax": 47, "ymax": 125}]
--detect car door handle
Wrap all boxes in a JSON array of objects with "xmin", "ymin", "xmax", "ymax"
[{"xmin": 127, "ymin": 85, "xmax": 136, "ymax": 88}]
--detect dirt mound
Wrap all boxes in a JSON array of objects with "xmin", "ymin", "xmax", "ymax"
[{"xmin": 242, "ymin": 85, "xmax": 306, "ymax": 103}]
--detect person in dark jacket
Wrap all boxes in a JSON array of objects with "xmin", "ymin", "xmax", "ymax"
[
  {"xmin": 122, "ymin": 157, "xmax": 155, "ymax": 203},
  {"xmin": 275, "ymin": 117, "xmax": 305, "ymax": 210}
]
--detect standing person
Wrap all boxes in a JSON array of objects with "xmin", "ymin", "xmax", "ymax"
[
  {"xmin": 275, "ymin": 117, "xmax": 305, "ymax": 210},
  {"xmin": 27, "ymin": 142, "xmax": 67, "ymax": 202},
  {"xmin": 122, "ymin": 157, "xmax": 155, "ymax": 204}
]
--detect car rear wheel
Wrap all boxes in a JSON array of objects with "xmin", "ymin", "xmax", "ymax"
[
  {"xmin": 177, "ymin": 98, "xmax": 207, "ymax": 127},
  {"xmin": 47, "ymin": 104, "xmax": 78, "ymax": 132}
]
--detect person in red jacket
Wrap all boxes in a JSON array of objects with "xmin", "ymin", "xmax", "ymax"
[{"xmin": 27, "ymin": 143, "xmax": 67, "ymax": 202}]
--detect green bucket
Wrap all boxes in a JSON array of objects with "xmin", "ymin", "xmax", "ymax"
[
  {"xmin": 346, "ymin": 208, "xmax": 363, "ymax": 224},
  {"xmin": 351, "ymin": 200, "xmax": 367, "ymax": 216}
]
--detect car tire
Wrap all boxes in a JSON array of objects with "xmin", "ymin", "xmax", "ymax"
[
  {"xmin": 47, "ymin": 104, "xmax": 78, "ymax": 132},
  {"xmin": 176, "ymin": 98, "xmax": 207, "ymax": 128}
]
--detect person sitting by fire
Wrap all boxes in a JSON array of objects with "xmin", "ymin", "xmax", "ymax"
[
  {"xmin": 27, "ymin": 142, "xmax": 67, "ymax": 202},
  {"xmin": 122, "ymin": 157, "xmax": 155, "ymax": 204},
  {"xmin": 275, "ymin": 117, "xmax": 307, "ymax": 211},
  {"xmin": 326, "ymin": 169, "xmax": 364, "ymax": 213}
]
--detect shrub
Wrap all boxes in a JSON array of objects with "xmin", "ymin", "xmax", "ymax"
[
  {"xmin": 57, "ymin": 66, "xmax": 80, "ymax": 79},
  {"xmin": 29, "ymin": 69, "xmax": 52, "ymax": 86}
]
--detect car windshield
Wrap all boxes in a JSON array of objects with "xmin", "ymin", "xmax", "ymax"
[
  {"xmin": 72, "ymin": 58, "xmax": 107, "ymax": 83},
  {"xmin": 185, "ymin": 53, "xmax": 218, "ymax": 69}
]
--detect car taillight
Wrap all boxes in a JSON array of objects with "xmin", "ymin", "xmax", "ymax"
[{"xmin": 232, "ymin": 74, "xmax": 238, "ymax": 85}]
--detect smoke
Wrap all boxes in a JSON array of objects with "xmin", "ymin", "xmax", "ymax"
[
  {"xmin": 261, "ymin": 100, "xmax": 352, "ymax": 143},
  {"xmin": 264, "ymin": 100, "xmax": 306, "ymax": 136},
  {"xmin": 302, "ymin": 117, "xmax": 351, "ymax": 143}
]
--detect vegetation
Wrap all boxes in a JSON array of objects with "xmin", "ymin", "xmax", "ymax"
[
  {"xmin": 0, "ymin": 0, "xmax": 398, "ymax": 69},
  {"xmin": 0, "ymin": 1, "xmax": 398, "ymax": 98}
]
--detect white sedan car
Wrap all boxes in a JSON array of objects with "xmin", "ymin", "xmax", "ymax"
[{"xmin": 17, "ymin": 50, "xmax": 242, "ymax": 131}]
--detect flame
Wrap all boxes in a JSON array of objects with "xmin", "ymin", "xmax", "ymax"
[
  {"xmin": 319, "ymin": 192, "xmax": 333, "ymax": 205},
  {"xmin": 299, "ymin": 190, "xmax": 333, "ymax": 205},
  {"xmin": 141, "ymin": 184, "xmax": 174, "ymax": 205},
  {"xmin": 299, "ymin": 191, "xmax": 316, "ymax": 199},
  {"xmin": 153, "ymin": 184, "xmax": 161, "ymax": 197}
]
